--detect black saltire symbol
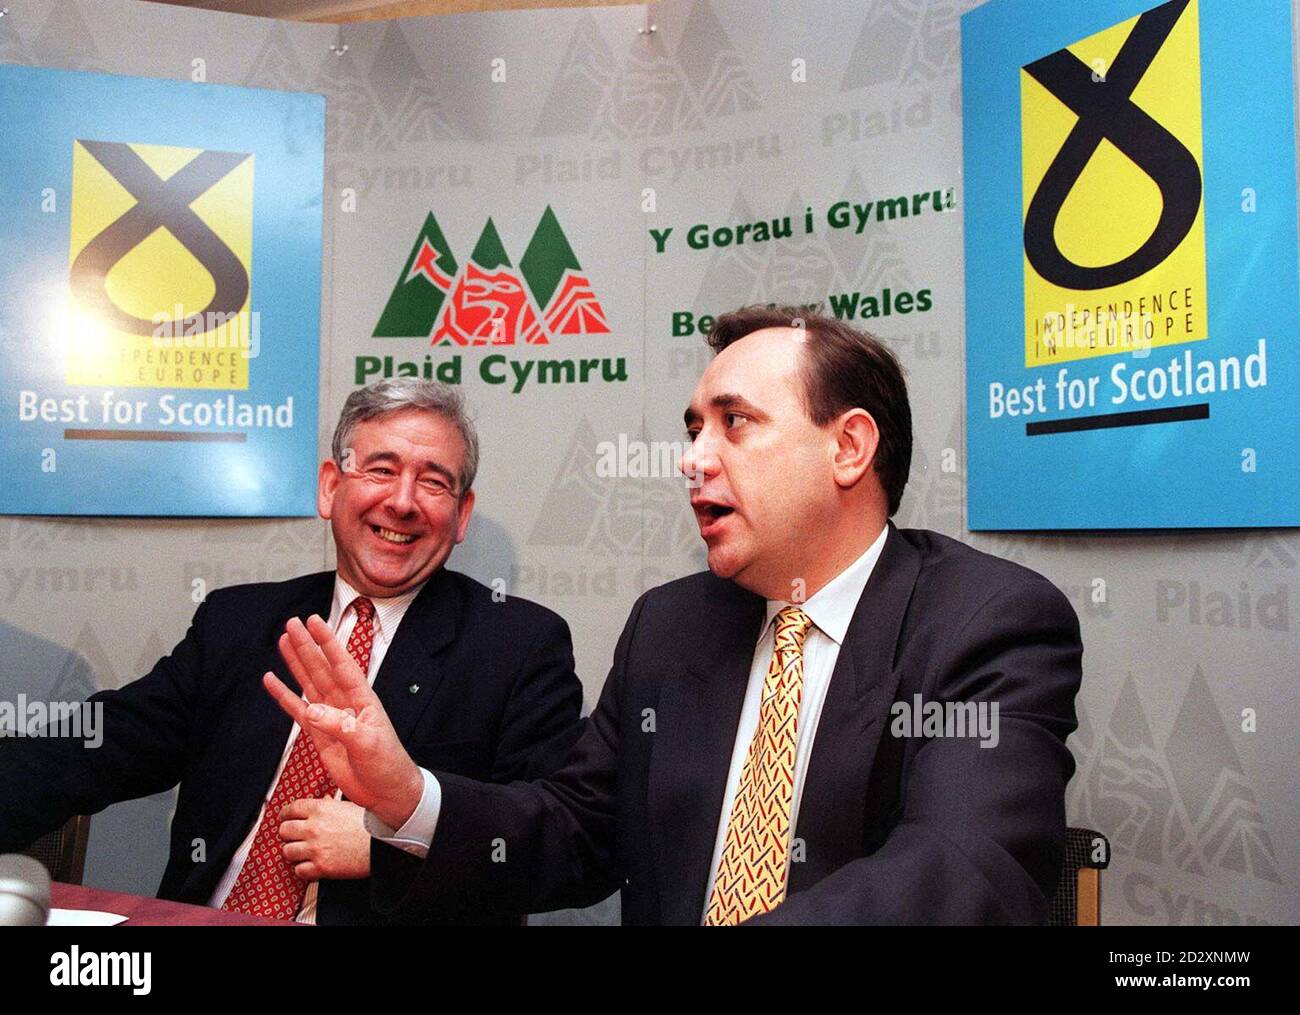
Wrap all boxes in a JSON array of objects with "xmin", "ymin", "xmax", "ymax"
[
  {"xmin": 1023, "ymin": 0, "xmax": 1200, "ymax": 290},
  {"xmin": 70, "ymin": 141, "xmax": 252, "ymax": 336}
]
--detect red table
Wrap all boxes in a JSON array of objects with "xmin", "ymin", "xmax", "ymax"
[{"xmin": 50, "ymin": 882, "xmax": 293, "ymax": 926}]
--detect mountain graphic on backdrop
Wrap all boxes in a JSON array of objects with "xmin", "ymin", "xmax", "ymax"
[
  {"xmin": 306, "ymin": 21, "xmax": 464, "ymax": 150},
  {"xmin": 0, "ymin": 11, "xmax": 36, "ymax": 65},
  {"xmin": 528, "ymin": 420, "xmax": 700, "ymax": 558},
  {"xmin": 375, "ymin": 213, "xmax": 459, "ymax": 338},
  {"xmin": 200, "ymin": 519, "xmax": 319, "ymax": 553},
  {"xmin": 0, "ymin": 520, "xmax": 119, "ymax": 553},
  {"xmin": 528, "ymin": 419, "xmax": 615, "ymax": 550},
  {"xmin": 839, "ymin": 0, "xmax": 961, "ymax": 92},
  {"xmin": 1074, "ymin": 670, "xmax": 1281, "ymax": 883},
  {"xmin": 592, "ymin": 42, "xmax": 703, "ymax": 139},
  {"xmin": 1087, "ymin": 675, "xmax": 1196, "ymax": 870},
  {"xmin": 32, "ymin": 1, "xmax": 105, "ymax": 74},
  {"xmin": 691, "ymin": 194, "xmax": 768, "ymax": 314},
  {"xmin": 535, "ymin": 0, "xmax": 760, "ymax": 138},
  {"xmin": 433, "ymin": 219, "xmax": 545, "ymax": 346},
  {"xmin": 823, "ymin": 167, "xmax": 923, "ymax": 290},
  {"xmin": 375, "ymin": 207, "xmax": 609, "ymax": 344},
  {"xmin": 367, "ymin": 20, "xmax": 464, "ymax": 147},
  {"xmin": 1164, "ymin": 668, "xmax": 1281, "ymax": 882},
  {"xmin": 520, "ymin": 206, "xmax": 610, "ymax": 336},
  {"xmin": 1242, "ymin": 533, "xmax": 1297, "ymax": 568},
  {"xmin": 242, "ymin": 21, "xmax": 308, "ymax": 91},
  {"xmin": 533, "ymin": 12, "xmax": 618, "ymax": 137},
  {"xmin": 311, "ymin": 44, "xmax": 384, "ymax": 155},
  {"xmin": 676, "ymin": 0, "xmax": 762, "ymax": 117},
  {"xmin": 758, "ymin": 192, "xmax": 839, "ymax": 307}
]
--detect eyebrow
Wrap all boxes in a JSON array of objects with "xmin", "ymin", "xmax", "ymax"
[
  {"xmin": 360, "ymin": 450, "xmax": 457, "ymax": 486},
  {"xmin": 683, "ymin": 393, "xmax": 769, "ymax": 427}
]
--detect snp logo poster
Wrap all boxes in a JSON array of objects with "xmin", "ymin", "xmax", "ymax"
[
  {"xmin": 0, "ymin": 66, "xmax": 324, "ymax": 517},
  {"xmin": 963, "ymin": 0, "xmax": 1300, "ymax": 529}
]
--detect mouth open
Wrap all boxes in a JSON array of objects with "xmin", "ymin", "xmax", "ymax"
[
  {"xmin": 694, "ymin": 502, "xmax": 735, "ymax": 536},
  {"xmin": 371, "ymin": 524, "xmax": 417, "ymax": 545}
]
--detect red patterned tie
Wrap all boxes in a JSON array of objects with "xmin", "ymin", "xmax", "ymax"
[{"xmin": 221, "ymin": 596, "xmax": 376, "ymax": 920}]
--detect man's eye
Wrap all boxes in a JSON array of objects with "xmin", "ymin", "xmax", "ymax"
[
  {"xmin": 724, "ymin": 412, "xmax": 747, "ymax": 429},
  {"xmin": 368, "ymin": 467, "xmax": 395, "ymax": 478},
  {"xmin": 420, "ymin": 477, "xmax": 451, "ymax": 494}
]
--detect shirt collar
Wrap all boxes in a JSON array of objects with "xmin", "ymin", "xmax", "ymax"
[
  {"xmin": 329, "ymin": 573, "xmax": 428, "ymax": 646},
  {"xmin": 761, "ymin": 524, "xmax": 890, "ymax": 646}
]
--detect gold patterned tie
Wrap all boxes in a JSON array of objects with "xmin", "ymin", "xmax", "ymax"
[{"xmin": 704, "ymin": 605, "xmax": 813, "ymax": 926}]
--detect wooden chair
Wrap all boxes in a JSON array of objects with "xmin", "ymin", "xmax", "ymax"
[
  {"xmin": 22, "ymin": 815, "xmax": 91, "ymax": 885},
  {"xmin": 1049, "ymin": 826, "xmax": 1110, "ymax": 925}
]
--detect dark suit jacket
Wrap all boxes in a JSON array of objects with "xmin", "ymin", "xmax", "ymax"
[
  {"xmin": 371, "ymin": 523, "xmax": 1083, "ymax": 925},
  {"xmin": 0, "ymin": 567, "xmax": 583, "ymax": 925}
]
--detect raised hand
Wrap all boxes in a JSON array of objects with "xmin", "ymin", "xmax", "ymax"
[{"xmin": 263, "ymin": 615, "xmax": 424, "ymax": 830}]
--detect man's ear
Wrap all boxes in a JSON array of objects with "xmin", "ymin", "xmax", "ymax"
[
  {"xmin": 454, "ymin": 488, "xmax": 476, "ymax": 544},
  {"xmin": 831, "ymin": 408, "xmax": 880, "ymax": 490},
  {"xmin": 318, "ymin": 459, "xmax": 341, "ymax": 520}
]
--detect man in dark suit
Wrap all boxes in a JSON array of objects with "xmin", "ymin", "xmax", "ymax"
[
  {"xmin": 0, "ymin": 378, "xmax": 583, "ymax": 925},
  {"xmin": 269, "ymin": 308, "xmax": 1083, "ymax": 925}
]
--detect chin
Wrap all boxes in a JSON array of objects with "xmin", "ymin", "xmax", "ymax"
[{"xmin": 705, "ymin": 547, "xmax": 744, "ymax": 581}]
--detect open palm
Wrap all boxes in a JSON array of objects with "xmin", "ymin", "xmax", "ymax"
[{"xmin": 264, "ymin": 615, "xmax": 424, "ymax": 826}]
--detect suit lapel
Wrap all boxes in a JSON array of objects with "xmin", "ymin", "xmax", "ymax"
[
  {"xmin": 649, "ymin": 580, "xmax": 765, "ymax": 925},
  {"xmin": 790, "ymin": 523, "xmax": 921, "ymax": 892},
  {"xmin": 370, "ymin": 568, "xmax": 460, "ymax": 745},
  {"xmin": 203, "ymin": 574, "xmax": 335, "ymax": 879}
]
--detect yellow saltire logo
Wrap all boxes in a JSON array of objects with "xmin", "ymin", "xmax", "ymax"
[
  {"xmin": 66, "ymin": 140, "xmax": 254, "ymax": 389},
  {"xmin": 1021, "ymin": 0, "xmax": 1205, "ymax": 367}
]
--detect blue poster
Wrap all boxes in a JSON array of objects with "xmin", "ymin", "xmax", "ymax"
[
  {"xmin": 0, "ymin": 65, "xmax": 323, "ymax": 517},
  {"xmin": 962, "ymin": 0, "xmax": 1300, "ymax": 529}
]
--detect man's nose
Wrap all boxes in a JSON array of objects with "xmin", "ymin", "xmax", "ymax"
[
  {"xmin": 383, "ymin": 473, "xmax": 418, "ymax": 515},
  {"xmin": 680, "ymin": 433, "xmax": 719, "ymax": 487}
]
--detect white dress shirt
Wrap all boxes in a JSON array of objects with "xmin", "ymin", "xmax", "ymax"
[
  {"xmin": 209, "ymin": 574, "xmax": 426, "ymax": 924},
  {"xmin": 372, "ymin": 526, "xmax": 892, "ymax": 927},
  {"xmin": 700, "ymin": 525, "xmax": 888, "ymax": 920}
]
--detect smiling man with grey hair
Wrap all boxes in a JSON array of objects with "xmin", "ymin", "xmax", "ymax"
[{"xmin": 0, "ymin": 378, "xmax": 583, "ymax": 925}]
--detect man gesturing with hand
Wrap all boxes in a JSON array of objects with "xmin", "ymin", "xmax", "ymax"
[
  {"xmin": 267, "ymin": 307, "xmax": 1082, "ymax": 926},
  {"xmin": 0, "ymin": 378, "xmax": 583, "ymax": 925},
  {"xmin": 266, "ymin": 615, "xmax": 426, "ymax": 836}
]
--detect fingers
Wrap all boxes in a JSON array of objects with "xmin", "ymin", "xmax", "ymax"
[
  {"xmin": 263, "ymin": 673, "xmax": 309, "ymax": 725},
  {"xmin": 279, "ymin": 798, "xmax": 320, "ymax": 822},
  {"xmin": 293, "ymin": 861, "xmax": 321, "ymax": 882},
  {"xmin": 306, "ymin": 614, "xmax": 372, "ymax": 698},
  {"xmin": 285, "ymin": 616, "xmax": 342, "ymax": 702},
  {"xmin": 282, "ymin": 840, "xmax": 312, "ymax": 863},
  {"xmin": 301, "ymin": 700, "xmax": 360, "ymax": 739},
  {"xmin": 277, "ymin": 631, "xmax": 321, "ymax": 703},
  {"xmin": 278, "ymin": 819, "xmax": 310, "ymax": 842}
]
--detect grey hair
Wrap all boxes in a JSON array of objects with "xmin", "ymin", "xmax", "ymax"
[{"xmin": 331, "ymin": 378, "xmax": 480, "ymax": 494}]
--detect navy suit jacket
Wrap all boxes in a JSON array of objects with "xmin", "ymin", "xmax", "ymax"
[
  {"xmin": 371, "ymin": 524, "xmax": 1083, "ymax": 925},
  {"xmin": 0, "ymin": 567, "xmax": 584, "ymax": 925}
]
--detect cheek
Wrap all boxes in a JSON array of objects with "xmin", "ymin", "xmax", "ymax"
[
  {"xmin": 753, "ymin": 457, "xmax": 820, "ymax": 527},
  {"xmin": 423, "ymin": 501, "xmax": 462, "ymax": 533}
]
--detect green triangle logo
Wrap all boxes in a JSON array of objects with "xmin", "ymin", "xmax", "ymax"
[
  {"xmin": 373, "ymin": 212, "xmax": 458, "ymax": 337},
  {"xmin": 469, "ymin": 218, "xmax": 512, "ymax": 269},
  {"xmin": 519, "ymin": 206, "xmax": 581, "ymax": 311}
]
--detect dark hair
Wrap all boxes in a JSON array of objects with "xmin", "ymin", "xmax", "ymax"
[{"xmin": 706, "ymin": 305, "xmax": 912, "ymax": 516}]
